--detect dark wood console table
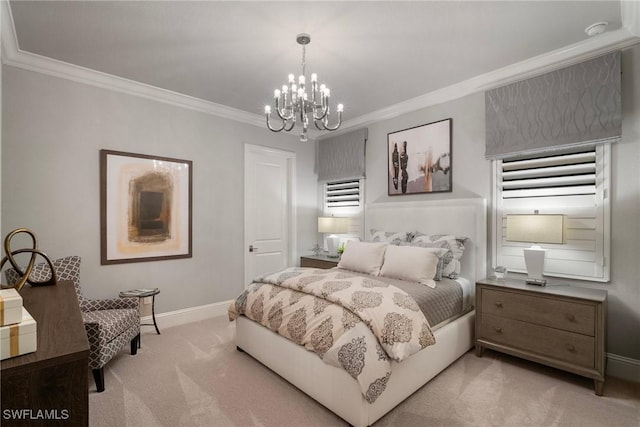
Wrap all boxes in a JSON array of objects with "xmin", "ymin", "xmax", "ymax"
[{"xmin": 1, "ymin": 280, "xmax": 90, "ymax": 426}]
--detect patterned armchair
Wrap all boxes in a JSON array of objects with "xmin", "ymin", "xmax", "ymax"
[{"xmin": 4, "ymin": 256, "xmax": 140, "ymax": 392}]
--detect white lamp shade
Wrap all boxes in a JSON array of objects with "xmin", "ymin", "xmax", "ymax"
[
  {"xmin": 506, "ymin": 214, "xmax": 565, "ymax": 244},
  {"xmin": 318, "ymin": 217, "xmax": 350, "ymax": 234}
]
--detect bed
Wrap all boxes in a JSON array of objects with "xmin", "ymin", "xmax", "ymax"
[{"xmin": 232, "ymin": 198, "xmax": 486, "ymax": 427}]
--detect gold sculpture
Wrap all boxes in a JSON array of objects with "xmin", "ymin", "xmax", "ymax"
[{"xmin": 0, "ymin": 228, "xmax": 57, "ymax": 291}]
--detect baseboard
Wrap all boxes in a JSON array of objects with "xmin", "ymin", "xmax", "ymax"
[
  {"xmin": 606, "ymin": 353, "xmax": 640, "ymax": 382},
  {"xmin": 140, "ymin": 299, "xmax": 233, "ymax": 331}
]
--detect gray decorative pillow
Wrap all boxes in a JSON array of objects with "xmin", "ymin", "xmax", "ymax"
[
  {"xmin": 369, "ymin": 229, "xmax": 415, "ymax": 245},
  {"xmin": 408, "ymin": 234, "xmax": 468, "ymax": 279}
]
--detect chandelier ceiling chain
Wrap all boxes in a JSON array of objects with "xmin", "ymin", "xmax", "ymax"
[{"xmin": 264, "ymin": 33, "xmax": 344, "ymax": 142}]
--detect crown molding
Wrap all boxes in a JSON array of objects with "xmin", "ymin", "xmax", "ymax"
[
  {"xmin": 3, "ymin": 1, "xmax": 639, "ymax": 138},
  {"xmin": 328, "ymin": 27, "xmax": 640, "ymax": 139}
]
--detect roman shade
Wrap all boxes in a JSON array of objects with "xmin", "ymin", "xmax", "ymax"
[
  {"xmin": 317, "ymin": 128, "xmax": 367, "ymax": 181},
  {"xmin": 485, "ymin": 51, "xmax": 621, "ymax": 159}
]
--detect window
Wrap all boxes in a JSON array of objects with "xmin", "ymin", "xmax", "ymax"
[
  {"xmin": 322, "ymin": 179, "xmax": 365, "ymax": 239},
  {"xmin": 493, "ymin": 145, "xmax": 610, "ymax": 282}
]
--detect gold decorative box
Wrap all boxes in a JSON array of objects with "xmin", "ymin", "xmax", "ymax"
[
  {"xmin": 0, "ymin": 307, "xmax": 37, "ymax": 360},
  {"xmin": 0, "ymin": 288, "xmax": 24, "ymax": 326}
]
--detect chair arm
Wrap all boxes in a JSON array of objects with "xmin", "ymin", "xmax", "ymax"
[{"xmin": 83, "ymin": 297, "xmax": 139, "ymax": 311}]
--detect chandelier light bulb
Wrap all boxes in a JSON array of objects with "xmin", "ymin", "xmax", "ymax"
[
  {"xmin": 292, "ymin": 84, "xmax": 297, "ymax": 92},
  {"xmin": 325, "ymin": 88, "xmax": 331, "ymax": 97},
  {"xmin": 282, "ymin": 85, "xmax": 288, "ymax": 93},
  {"xmin": 319, "ymin": 84, "xmax": 326, "ymax": 93},
  {"xmin": 288, "ymin": 74, "xmax": 295, "ymax": 83},
  {"xmin": 274, "ymin": 89, "xmax": 281, "ymax": 98},
  {"xmin": 264, "ymin": 105, "xmax": 271, "ymax": 114},
  {"xmin": 311, "ymin": 73, "xmax": 318, "ymax": 83},
  {"xmin": 299, "ymin": 75, "xmax": 305, "ymax": 85},
  {"xmin": 337, "ymin": 104, "xmax": 344, "ymax": 112}
]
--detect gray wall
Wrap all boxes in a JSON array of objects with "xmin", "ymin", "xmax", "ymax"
[
  {"xmin": 1, "ymin": 65, "xmax": 318, "ymax": 313},
  {"xmin": 608, "ymin": 45, "xmax": 640, "ymax": 360},
  {"xmin": 363, "ymin": 45, "xmax": 640, "ymax": 361},
  {"xmin": 2, "ymin": 45, "xmax": 639, "ymax": 362},
  {"xmin": 365, "ymin": 92, "xmax": 490, "ymax": 203}
]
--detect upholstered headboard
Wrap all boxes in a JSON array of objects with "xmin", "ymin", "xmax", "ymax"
[{"xmin": 364, "ymin": 198, "xmax": 487, "ymax": 282}]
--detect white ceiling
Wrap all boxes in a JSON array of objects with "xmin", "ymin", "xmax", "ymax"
[{"xmin": 5, "ymin": 1, "xmax": 632, "ymax": 127}]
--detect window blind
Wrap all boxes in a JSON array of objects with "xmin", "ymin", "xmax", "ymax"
[
  {"xmin": 486, "ymin": 51, "xmax": 621, "ymax": 159},
  {"xmin": 501, "ymin": 150, "xmax": 597, "ymax": 198},
  {"xmin": 495, "ymin": 145, "xmax": 610, "ymax": 282},
  {"xmin": 325, "ymin": 180, "xmax": 361, "ymax": 208},
  {"xmin": 317, "ymin": 128, "xmax": 367, "ymax": 181},
  {"xmin": 323, "ymin": 179, "xmax": 364, "ymax": 239}
]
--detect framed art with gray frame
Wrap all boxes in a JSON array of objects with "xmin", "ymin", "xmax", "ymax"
[
  {"xmin": 100, "ymin": 149, "xmax": 192, "ymax": 265},
  {"xmin": 387, "ymin": 118, "xmax": 452, "ymax": 195}
]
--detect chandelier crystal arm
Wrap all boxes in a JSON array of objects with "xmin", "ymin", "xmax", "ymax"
[
  {"xmin": 265, "ymin": 113, "xmax": 289, "ymax": 132},
  {"xmin": 266, "ymin": 116, "xmax": 295, "ymax": 133},
  {"xmin": 321, "ymin": 106, "xmax": 343, "ymax": 131},
  {"xmin": 274, "ymin": 96, "xmax": 294, "ymax": 121},
  {"xmin": 284, "ymin": 120, "xmax": 295, "ymax": 132},
  {"xmin": 313, "ymin": 102, "xmax": 329, "ymax": 121}
]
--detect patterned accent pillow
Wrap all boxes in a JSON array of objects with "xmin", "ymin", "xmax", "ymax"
[
  {"xmin": 407, "ymin": 234, "xmax": 468, "ymax": 279},
  {"xmin": 369, "ymin": 229, "xmax": 415, "ymax": 245}
]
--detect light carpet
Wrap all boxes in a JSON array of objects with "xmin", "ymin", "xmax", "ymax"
[{"xmin": 90, "ymin": 316, "xmax": 640, "ymax": 427}]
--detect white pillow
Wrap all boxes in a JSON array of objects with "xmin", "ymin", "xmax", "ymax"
[
  {"xmin": 337, "ymin": 241, "xmax": 388, "ymax": 276},
  {"xmin": 379, "ymin": 245, "xmax": 447, "ymax": 288}
]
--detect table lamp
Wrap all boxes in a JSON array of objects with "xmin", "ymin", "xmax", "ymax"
[
  {"xmin": 506, "ymin": 213, "xmax": 565, "ymax": 286},
  {"xmin": 318, "ymin": 216, "xmax": 350, "ymax": 258}
]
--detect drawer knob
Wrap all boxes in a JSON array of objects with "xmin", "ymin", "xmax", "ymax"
[
  {"xmin": 566, "ymin": 344, "xmax": 576, "ymax": 352},
  {"xmin": 494, "ymin": 327, "xmax": 503, "ymax": 333},
  {"xmin": 566, "ymin": 313, "xmax": 576, "ymax": 322},
  {"xmin": 495, "ymin": 301, "xmax": 503, "ymax": 308}
]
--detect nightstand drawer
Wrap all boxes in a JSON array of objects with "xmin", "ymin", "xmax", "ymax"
[
  {"xmin": 300, "ymin": 257, "xmax": 339, "ymax": 269},
  {"xmin": 480, "ymin": 314, "xmax": 595, "ymax": 369},
  {"xmin": 481, "ymin": 288, "xmax": 595, "ymax": 336}
]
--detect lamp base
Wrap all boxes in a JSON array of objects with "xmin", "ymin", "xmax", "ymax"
[
  {"xmin": 525, "ymin": 278, "xmax": 547, "ymax": 286},
  {"xmin": 523, "ymin": 246, "xmax": 547, "ymax": 287},
  {"xmin": 325, "ymin": 235, "xmax": 339, "ymax": 258}
]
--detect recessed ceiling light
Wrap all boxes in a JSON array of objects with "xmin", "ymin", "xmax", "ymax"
[{"xmin": 585, "ymin": 21, "xmax": 608, "ymax": 37}]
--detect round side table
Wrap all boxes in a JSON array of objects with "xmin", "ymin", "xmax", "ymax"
[{"xmin": 119, "ymin": 288, "xmax": 161, "ymax": 347}]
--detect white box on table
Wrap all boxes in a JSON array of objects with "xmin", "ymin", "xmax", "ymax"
[
  {"xmin": 0, "ymin": 307, "xmax": 37, "ymax": 360},
  {"xmin": 0, "ymin": 288, "xmax": 24, "ymax": 326}
]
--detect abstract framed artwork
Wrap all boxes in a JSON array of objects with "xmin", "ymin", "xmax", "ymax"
[
  {"xmin": 100, "ymin": 150, "xmax": 192, "ymax": 265},
  {"xmin": 387, "ymin": 118, "xmax": 452, "ymax": 195}
]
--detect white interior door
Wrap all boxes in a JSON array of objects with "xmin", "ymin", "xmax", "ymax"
[{"xmin": 244, "ymin": 144, "xmax": 295, "ymax": 288}]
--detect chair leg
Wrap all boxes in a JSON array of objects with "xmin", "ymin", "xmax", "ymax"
[
  {"xmin": 131, "ymin": 334, "xmax": 140, "ymax": 355},
  {"xmin": 93, "ymin": 368, "xmax": 105, "ymax": 393}
]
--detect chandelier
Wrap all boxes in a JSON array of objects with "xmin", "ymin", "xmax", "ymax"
[{"xmin": 264, "ymin": 33, "xmax": 343, "ymax": 142}]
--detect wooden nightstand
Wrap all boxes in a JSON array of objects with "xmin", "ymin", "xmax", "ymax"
[
  {"xmin": 300, "ymin": 254, "xmax": 340, "ymax": 269},
  {"xmin": 475, "ymin": 278, "xmax": 607, "ymax": 395}
]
